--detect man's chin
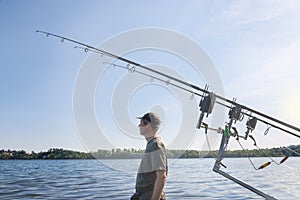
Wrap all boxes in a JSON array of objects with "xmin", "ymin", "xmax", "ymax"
[{"xmin": 140, "ymin": 133, "xmax": 147, "ymax": 138}]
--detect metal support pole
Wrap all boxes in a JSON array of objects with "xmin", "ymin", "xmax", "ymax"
[
  {"xmin": 213, "ymin": 124, "xmax": 278, "ymax": 200},
  {"xmin": 213, "ymin": 168, "xmax": 277, "ymax": 200}
]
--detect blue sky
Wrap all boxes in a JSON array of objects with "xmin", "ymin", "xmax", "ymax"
[{"xmin": 1, "ymin": 0, "xmax": 300, "ymax": 152}]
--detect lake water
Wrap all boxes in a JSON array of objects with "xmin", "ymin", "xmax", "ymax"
[{"xmin": 0, "ymin": 158, "xmax": 299, "ymax": 199}]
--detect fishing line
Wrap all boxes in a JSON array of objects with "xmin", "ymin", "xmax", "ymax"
[
  {"xmin": 249, "ymin": 135, "xmax": 285, "ymax": 166},
  {"xmin": 206, "ymin": 134, "xmax": 227, "ymax": 168},
  {"xmin": 199, "ymin": 124, "xmax": 227, "ymax": 168},
  {"xmin": 251, "ymin": 134, "xmax": 300, "ymax": 180},
  {"xmin": 202, "ymin": 123, "xmax": 218, "ymax": 159},
  {"xmin": 236, "ymin": 139, "xmax": 259, "ymax": 170},
  {"xmin": 236, "ymin": 129, "xmax": 298, "ymax": 171},
  {"xmin": 284, "ymin": 146, "xmax": 300, "ymax": 156}
]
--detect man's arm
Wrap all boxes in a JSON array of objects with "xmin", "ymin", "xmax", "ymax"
[{"xmin": 151, "ymin": 170, "xmax": 167, "ymax": 200}]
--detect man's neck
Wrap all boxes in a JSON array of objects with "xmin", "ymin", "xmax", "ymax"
[{"xmin": 145, "ymin": 134, "xmax": 156, "ymax": 142}]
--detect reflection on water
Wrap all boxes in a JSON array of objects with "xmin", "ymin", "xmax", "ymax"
[{"xmin": 0, "ymin": 158, "xmax": 299, "ymax": 199}]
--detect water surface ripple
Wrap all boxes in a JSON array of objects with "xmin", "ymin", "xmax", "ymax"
[{"xmin": 0, "ymin": 158, "xmax": 299, "ymax": 199}]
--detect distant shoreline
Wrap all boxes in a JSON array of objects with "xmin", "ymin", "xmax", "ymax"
[{"xmin": 1, "ymin": 145, "xmax": 299, "ymax": 160}]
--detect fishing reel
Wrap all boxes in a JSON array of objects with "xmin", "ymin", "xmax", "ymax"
[
  {"xmin": 245, "ymin": 117, "xmax": 257, "ymax": 140},
  {"xmin": 228, "ymin": 105, "xmax": 242, "ymax": 122},
  {"xmin": 196, "ymin": 91, "xmax": 216, "ymax": 129}
]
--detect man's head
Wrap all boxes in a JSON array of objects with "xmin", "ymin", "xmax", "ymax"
[{"xmin": 137, "ymin": 112, "xmax": 161, "ymax": 136}]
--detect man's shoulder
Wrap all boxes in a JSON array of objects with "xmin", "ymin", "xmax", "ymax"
[{"xmin": 146, "ymin": 137, "xmax": 166, "ymax": 152}]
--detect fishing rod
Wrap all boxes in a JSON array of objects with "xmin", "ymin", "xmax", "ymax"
[
  {"xmin": 37, "ymin": 30, "xmax": 299, "ymax": 200},
  {"xmin": 36, "ymin": 30, "xmax": 204, "ymax": 93},
  {"xmin": 36, "ymin": 30, "xmax": 300, "ymax": 140}
]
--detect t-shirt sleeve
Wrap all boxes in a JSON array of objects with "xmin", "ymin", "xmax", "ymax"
[
  {"xmin": 149, "ymin": 148, "xmax": 167, "ymax": 171},
  {"xmin": 138, "ymin": 138, "xmax": 167, "ymax": 173}
]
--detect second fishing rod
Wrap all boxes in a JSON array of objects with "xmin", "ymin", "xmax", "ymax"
[{"xmin": 36, "ymin": 30, "xmax": 300, "ymax": 138}]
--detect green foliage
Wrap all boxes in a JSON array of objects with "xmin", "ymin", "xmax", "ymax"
[
  {"xmin": 0, "ymin": 145, "xmax": 299, "ymax": 160},
  {"xmin": 0, "ymin": 148, "xmax": 94, "ymax": 160},
  {"xmin": 92, "ymin": 148, "xmax": 144, "ymax": 159}
]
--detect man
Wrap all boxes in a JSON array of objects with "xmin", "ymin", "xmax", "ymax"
[{"xmin": 131, "ymin": 112, "xmax": 168, "ymax": 200}]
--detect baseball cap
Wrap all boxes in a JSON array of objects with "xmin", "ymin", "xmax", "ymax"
[{"xmin": 137, "ymin": 112, "xmax": 161, "ymax": 127}]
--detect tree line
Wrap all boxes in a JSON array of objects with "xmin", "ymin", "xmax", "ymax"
[
  {"xmin": 0, "ymin": 145, "xmax": 299, "ymax": 160},
  {"xmin": 0, "ymin": 148, "xmax": 94, "ymax": 160}
]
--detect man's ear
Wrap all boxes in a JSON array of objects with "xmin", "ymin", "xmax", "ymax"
[{"xmin": 146, "ymin": 123, "xmax": 151, "ymax": 128}]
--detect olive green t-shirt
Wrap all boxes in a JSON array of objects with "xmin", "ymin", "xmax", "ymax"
[{"xmin": 135, "ymin": 137, "xmax": 167, "ymax": 192}]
